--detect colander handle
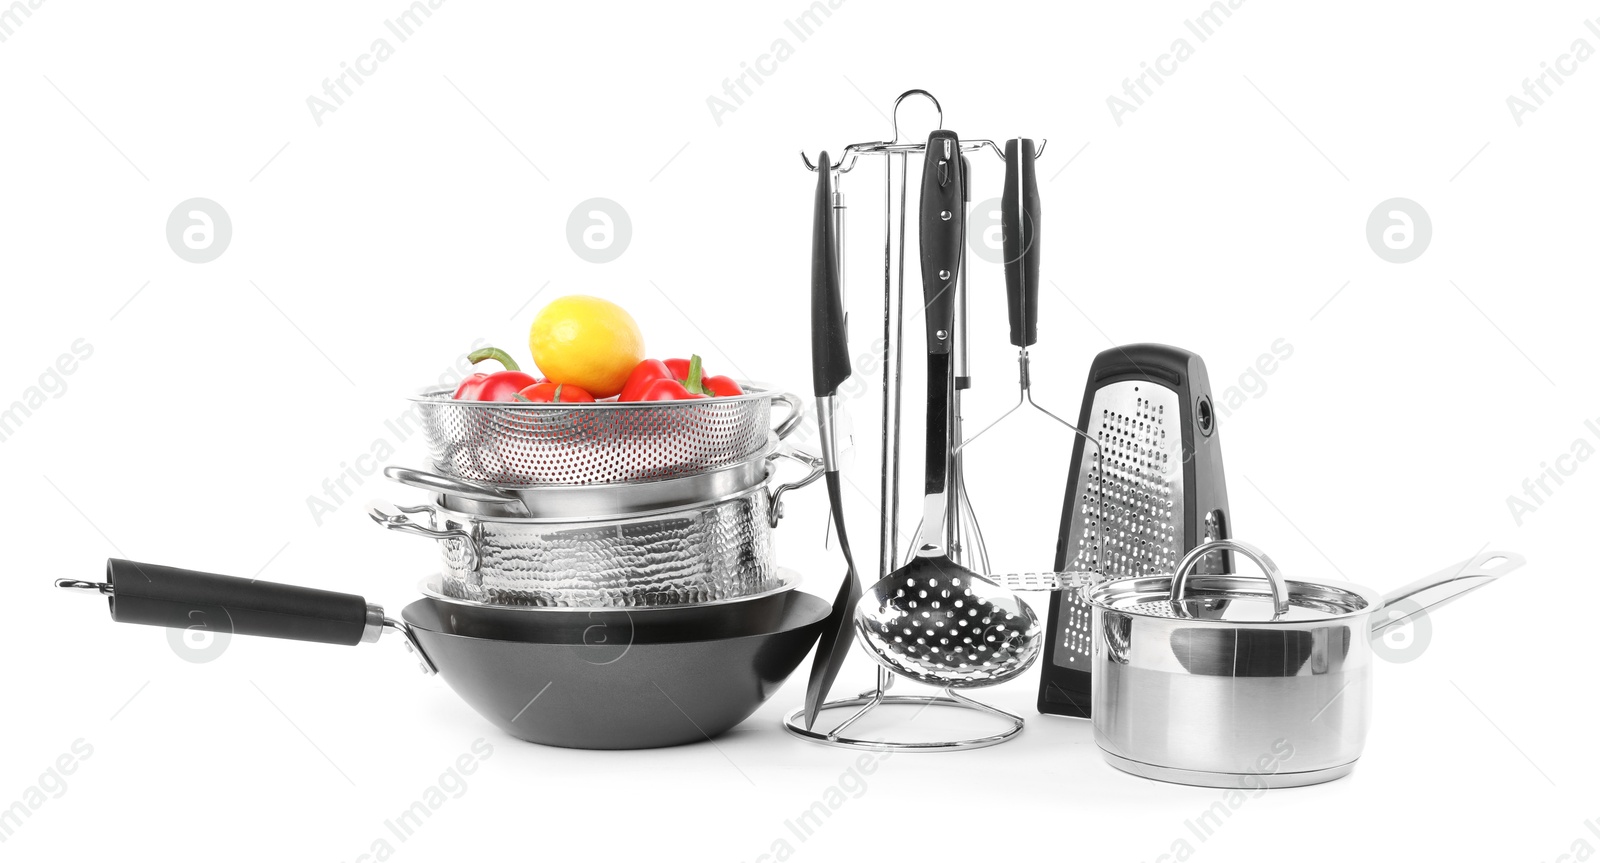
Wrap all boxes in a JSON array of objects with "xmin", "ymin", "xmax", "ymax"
[
  {"xmin": 1171, "ymin": 540, "xmax": 1289, "ymax": 619},
  {"xmin": 771, "ymin": 392, "xmax": 806, "ymax": 440},
  {"xmin": 383, "ymin": 466, "xmax": 529, "ymax": 513}
]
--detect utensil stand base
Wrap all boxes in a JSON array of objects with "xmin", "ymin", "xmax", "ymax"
[{"xmin": 783, "ymin": 688, "xmax": 1024, "ymax": 752}]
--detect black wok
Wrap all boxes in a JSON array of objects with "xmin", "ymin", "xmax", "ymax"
[{"xmin": 56, "ymin": 560, "xmax": 829, "ymax": 750}]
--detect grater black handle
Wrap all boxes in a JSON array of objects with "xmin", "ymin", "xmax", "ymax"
[
  {"xmin": 919, "ymin": 130, "xmax": 964, "ymax": 356},
  {"xmin": 1002, "ymin": 138, "xmax": 1041, "ymax": 348}
]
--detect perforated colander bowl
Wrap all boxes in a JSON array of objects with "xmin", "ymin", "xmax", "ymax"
[{"xmin": 411, "ymin": 386, "xmax": 803, "ymax": 486}]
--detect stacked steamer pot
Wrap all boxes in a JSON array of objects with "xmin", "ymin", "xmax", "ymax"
[
  {"xmin": 361, "ymin": 383, "xmax": 830, "ymax": 748},
  {"xmin": 373, "ymin": 386, "xmax": 820, "ymax": 608}
]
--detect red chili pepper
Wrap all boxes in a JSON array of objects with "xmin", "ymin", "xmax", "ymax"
[
  {"xmin": 514, "ymin": 382, "xmax": 595, "ymax": 403},
  {"xmin": 663, "ymin": 357, "xmax": 743, "ymax": 397},
  {"xmin": 452, "ymin": 347, "xmax": 540, "ymax": 401},
  {"xmin": 620, "ymin": 354, "xmax": 743, "ymax": 401}
]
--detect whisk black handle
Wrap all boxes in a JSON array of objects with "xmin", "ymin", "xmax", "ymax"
[{"xmin": 1002, "ymin": 138, "xmax": 1041, "ymax": 349}]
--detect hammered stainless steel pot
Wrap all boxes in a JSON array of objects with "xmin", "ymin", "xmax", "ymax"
[
  {"xmin": 1086, "ymin": 540, "xmax": 1523, "ymax": 789},
  {"xmin": 368, "ymin": 452, "xmax": 823, "ymax": 608}
]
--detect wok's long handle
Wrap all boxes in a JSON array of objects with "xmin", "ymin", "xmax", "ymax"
[
  {"xmin": 1369, "ymin": 550, "xmax": 1524, "ymax": 643},
  {"xmin": 66, "ymin": 560, "xmax": 378, "ymax": 643},
  {"xmin": 56, "ymin": 561, "xmax": 435, "ymax": 672}
]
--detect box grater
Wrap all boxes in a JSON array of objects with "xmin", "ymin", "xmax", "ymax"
[{"xmin": 1037, "ymin": 344, "xmax": 1231, "ymax": 718}]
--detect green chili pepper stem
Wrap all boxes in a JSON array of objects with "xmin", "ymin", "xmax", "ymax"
[
  {"xmin": 512, "ymin": 391, "xmax": 532, "ymax": 402},
  {"xmin": 684, "ymin": 354, "xmax": 707, "ymax": 396},
  {"xmin": 553, "ymin": 384, "xmax": 565, "ymax": 403},
  {"xmin": 467, "ymin": 347, "xmax": 522, "ymax": 372}
]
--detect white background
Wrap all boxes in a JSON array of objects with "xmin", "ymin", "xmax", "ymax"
[{"xmin": 2, "ymin": 1, "xmax": 1595, "ymax": 861}]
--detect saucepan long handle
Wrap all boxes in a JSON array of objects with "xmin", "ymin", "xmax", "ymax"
[{"xmin": 1369, "ymin": 550, "xmax": 1524, "ymax": 643}]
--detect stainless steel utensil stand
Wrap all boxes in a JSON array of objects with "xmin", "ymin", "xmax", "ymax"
[{"xmin": 784, "ymin": 90, "xmax": 1046, "ymax": 752}]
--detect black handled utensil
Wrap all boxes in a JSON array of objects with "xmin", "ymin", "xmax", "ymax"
[
  {"xmin": 919, "ymin": 132, "xmax": 963, "ymax": 357},
  {"xmin": 1002, "ymin": 138, "xmax": 1040, "ymax": 349},
  {"xmin": 851, "ymin": 132, "xmax": 1043, "ymax": 689},
  {"xmin": 957, "ymin": 138, "xmax": 1086, "ymax": 452},
  {"xmin": 801, "ymin": 152, "xmax": 864, "ymax": 730}
]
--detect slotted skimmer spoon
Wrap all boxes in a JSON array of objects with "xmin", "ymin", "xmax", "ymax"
[{"xmin": 854, "ymin": 130, "xmax": 1042, "ymax": 690}]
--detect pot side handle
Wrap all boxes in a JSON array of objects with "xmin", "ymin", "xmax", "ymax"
[{"xmin": 1369, "ymin": 550, "xmax": 1525, "ymax": 643}]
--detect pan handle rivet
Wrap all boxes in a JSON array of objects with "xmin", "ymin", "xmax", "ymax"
[
  {"xmin": 936, "ymin": 330, "xmax": 949, "ymax": 340},
  {"xmin": 938, "ymin": 269, "xmax": 951, "ymax": 280},
  {"xmin": 940, "ymin": 210, "xmax": 952, "ymax": 221}
]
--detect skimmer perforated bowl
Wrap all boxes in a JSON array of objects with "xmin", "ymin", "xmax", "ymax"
[
  {"xmin": 855, "ymin": 567, "xmax": 1042, "ymax": 688},
  {"xmin": 412, "ymin": 386, "xmax": 803, "ymax": 486}
]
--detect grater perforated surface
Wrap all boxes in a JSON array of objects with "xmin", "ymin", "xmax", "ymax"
[{"xmin": 1055, "ymin": 379, "xmax": 1186, "ymax": 671}]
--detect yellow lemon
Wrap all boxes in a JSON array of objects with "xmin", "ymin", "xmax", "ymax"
[{"xmin": 528, "ymin": 295, "xmax": 645, "ymax": 398}]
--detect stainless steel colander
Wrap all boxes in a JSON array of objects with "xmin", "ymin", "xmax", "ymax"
[{"xmin": 412, "ymin": 386, "xmax": 804, "ymax": 486}]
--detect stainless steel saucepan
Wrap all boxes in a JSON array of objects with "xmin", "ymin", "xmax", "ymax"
[
  {"xmin": 368, "ymin": 447, "xmax": 824, "ymax": 608},
  {"xmin": 1085, "ymin": 540, "xmax": 1524, "ymax": 788}
]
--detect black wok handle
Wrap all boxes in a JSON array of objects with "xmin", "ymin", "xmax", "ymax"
[
  {"xmin": 810, "ymin": 152, "xmax": 850, "ymax": 398},
  {"xmin": 97, "ymin": 559, "xmax": 376, "ymax": 646},
  {"xmin": 919, "ymin": 130, "xmax": 964, "ymax": 355},
  {"xmin": 1002, "ymin": 138, "xmax": 1040, "ymax": 348}
]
